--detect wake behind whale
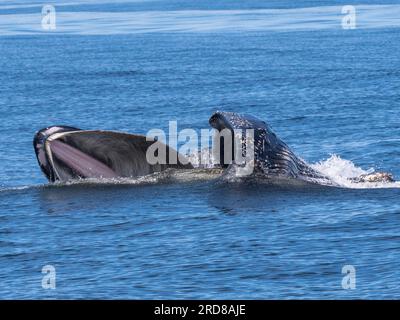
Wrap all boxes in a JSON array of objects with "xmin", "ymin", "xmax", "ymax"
[{"xmin": 32, "ymin": 111, "xmax": 396, "ymax": 189}]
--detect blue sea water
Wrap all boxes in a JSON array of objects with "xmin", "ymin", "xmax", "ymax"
[{"xmin": 0, "ymin": 0, "xmax": 400, "ymax": 299}]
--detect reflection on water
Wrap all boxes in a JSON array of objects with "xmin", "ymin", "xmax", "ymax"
[{"xmin": 1, "ymin": 4, "xmax": 400, "ymax": 35}]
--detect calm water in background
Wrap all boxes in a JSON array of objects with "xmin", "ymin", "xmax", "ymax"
[{"xmin": 0, "ymin": 0, "xmax": 400, "ymax": 299}]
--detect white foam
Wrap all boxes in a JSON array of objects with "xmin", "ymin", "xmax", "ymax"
[{"xmin": 311, "ymin": 154, "xmax": 400, "ymax": 189}]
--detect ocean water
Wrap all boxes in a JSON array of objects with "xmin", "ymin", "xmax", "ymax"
[{"xmin": 1, "ymin": 0, "xmax": 400, "ymax": 299}]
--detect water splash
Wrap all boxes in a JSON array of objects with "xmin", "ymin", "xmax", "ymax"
[
  {"xmin": 311, "ymin": 154, "xmax": 400, "ymax": 189},
  {"xmin": 187, "ymin": 148, "xmax": 217, "ymax": 169}
]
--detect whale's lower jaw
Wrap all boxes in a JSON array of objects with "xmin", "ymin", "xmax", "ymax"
[{"xmin": 33, "ymin": 127, "xmax": 192, "ymax": 182}]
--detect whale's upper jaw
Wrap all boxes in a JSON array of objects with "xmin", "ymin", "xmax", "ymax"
[
  {"xmin": 33, "ymin": 126, "xmax": 82, "ymax": 182},
  {"xmin": 208, "ymin": 111, "xmax": 324, "ymax": 179},
  {"xmin": 209, "ymin": 111, "xmax": 276, "ymax": 164},
  {"xmin": 209, "ymin": 111, "xmax": 267, "ymax": 131}
]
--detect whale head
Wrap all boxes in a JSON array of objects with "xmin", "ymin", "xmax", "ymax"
[{"xmin": 209, "ymin": 111, "xmax": 298, "ymax": 176}]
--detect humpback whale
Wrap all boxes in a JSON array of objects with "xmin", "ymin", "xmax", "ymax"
[{"xmin": 33, "ymin": 111, "xmax": 394, "ymax": 185}]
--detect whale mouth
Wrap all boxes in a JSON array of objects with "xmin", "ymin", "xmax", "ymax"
[
  {"xmin": 34, "ymin": 127, "xmax": 122, "ymax": 182},
  {"xmin": 33, "ymin": 126, "xmax": 176, "ymax": 182},
  {"xmin": 33, "ymin": 126, "xmax": 82, "ymax": 182}
]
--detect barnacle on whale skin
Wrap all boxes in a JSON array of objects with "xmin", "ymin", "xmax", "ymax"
[{"xmin": 350, "ymin": 172, "xmax": 394, "ymax": 183}]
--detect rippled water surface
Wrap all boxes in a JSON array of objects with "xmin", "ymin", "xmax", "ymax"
[{"xmin": 0, "ymin": 0, "xmax": 400, "ymax": 299}]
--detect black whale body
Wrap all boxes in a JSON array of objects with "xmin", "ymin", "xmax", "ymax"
[{"xmin": 33, "ymin": 111, "xmax": 394, "ymax": 185}]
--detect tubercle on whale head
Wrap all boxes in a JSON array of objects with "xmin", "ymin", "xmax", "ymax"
[
  {"xmin": 209, "ymin": 111, "xmax": 269, "ymax": 131},
  {"xmin": 210, "ymin": 111, "xmax": 252, "ymax": 131}
]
